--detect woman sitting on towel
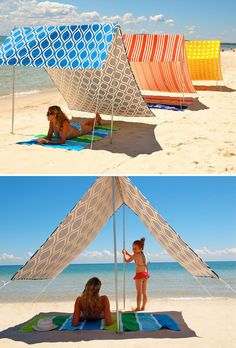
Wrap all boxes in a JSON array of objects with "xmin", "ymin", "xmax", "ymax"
[
  {"xmin": 37, "ymin": 105, "xmax": 102, "ymax": 145},
  {"xmin": 72, "ymin": 277, "xmax": 112, "ymax": 326}
]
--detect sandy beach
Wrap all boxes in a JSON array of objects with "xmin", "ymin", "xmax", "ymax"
[
  {"xmin": 0, "ymin": 50, "xmax": 235, "ymax": 175},
  {"xmin": 0, "ymin": 298, "xmax": 235, "ymax": 348}
]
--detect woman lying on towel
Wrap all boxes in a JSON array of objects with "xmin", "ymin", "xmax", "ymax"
[
  {"xmin": 37, "ymin": 105, "xmax": 102, "ymax": 145},
  {"xmin": 72, "ymin": 277, "xmax": 112, "ymax": 326}
]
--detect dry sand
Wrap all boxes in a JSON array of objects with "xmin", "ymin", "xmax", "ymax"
[
  {"xmin": 0, "ymin": 298, "xmax": 235, "ymax": 348},
  {"xmin": 0, "ymin": 51, "xmax": 235, "ymax": 174}
]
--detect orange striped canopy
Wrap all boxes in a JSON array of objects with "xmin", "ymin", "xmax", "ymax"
[{"xmin": 123, "ymin": 34, "xmax": 196, "ymax": 94}]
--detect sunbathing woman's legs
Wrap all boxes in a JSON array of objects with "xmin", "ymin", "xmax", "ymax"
[{"xmin": 81, "ymin": 113, "xmax": 102, "ymax": 135}]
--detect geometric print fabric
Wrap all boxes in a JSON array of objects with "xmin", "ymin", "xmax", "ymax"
[
  {"xmin": 12, "ymin": 177, "xmax": 218, "ymax": 281},
  {"xmin": 0, "ymin": 24, "xmax": 117, "ymax": 70},
  {"xmin": 47, "ymin": 27, "xmax": 153, "ymax": 116},
  {"xmin": 118, "ymin": 177, "xmax": 218, "ymax": 279},
  {"xmin": 12, "ymin": 177, "xmax": 123, "ymax": 280},
  {"xmin": 0, "ymin": 24, "xmax": 153, "ymax": 117},
  {"xmin": 186, "ymin": 40, "xmax": 223, "ymax": 80}
]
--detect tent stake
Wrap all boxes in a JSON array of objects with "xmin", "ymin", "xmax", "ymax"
[
  {"xmin": 112, "ymin": 177, "xmax": 120, "ymax": 333},
  {"xmin": 11, "ymin": 66, "xmax": 15, "ymax": 134}
]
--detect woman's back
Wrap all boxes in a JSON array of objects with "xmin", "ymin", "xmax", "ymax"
[
  {"xmin": 72, "ymin": 277, "xmax": 112, "ymax": 326},
  {"xmin": 79, "ymin": 295, "xmax": 104, "ymax": 320}
]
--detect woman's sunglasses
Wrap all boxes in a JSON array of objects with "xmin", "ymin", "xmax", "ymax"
[{"xmin": 46, "ymin": 111, "xmax": 54, "ymax": 116}]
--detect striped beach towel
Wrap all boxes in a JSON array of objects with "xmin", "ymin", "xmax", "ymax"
[
  {"xmin": 17, "ymin": 125, "xmax": 118, "ymax": 151},
  {"xmin": 59, "ymin": 315, "xmax": 104, "ymax": 331},
  {"xmin": 59, "ymin": 312, "xmax": 180, "ymax": 332},
  {"xmin": 120, "ymin": 312, "xmax": 180, "ymax": 332},
  {"xmin": 143, "ymin": 95, "xmax": 196, "ymax": 107},
  {"xmin": 19, "ymin": 312, "xmax": 180, "ymax": 332}
]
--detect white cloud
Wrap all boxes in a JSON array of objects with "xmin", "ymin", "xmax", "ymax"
[
  {"xmin": 80, "ymin": 250, "xmax": 114, "ymax": 259},
  {"xmin": 186, "ymin": 25, "xmax": 198, "ymax": 35},
  {"xmin": 27, "ymin": 251, "xmax": 34, "ymax": 258},
  {"xmin": 0, "ymin": 253, "xmax": 23, "ymax": 262},
  {"xmin": 121, "ymin": 13, "xmax": 147, "ymax": 25},
  {"xmin": 0, "ymin": 250, "xmax": 34, "ymax": 264},
  {"xmin": 0, "ymin": 1, "xmax": 174, "ymax": 35},
  {"xmin": 74, "ymin": 246, "xmax": 236, "ymax": 263},
  {"xmin": 1, "ymin": 246, "xmax": 235, "ymax": 265},
  {"xmin": 195, "ymin": 247, "xmax": 236, "ymax": 258},
  {"xmin": 150, "ymin": 14, "xmax": 165, "ymax": 22},
  {"xmin": 165, "ymin": 19, "xmax": 174, "ymax": 26}
]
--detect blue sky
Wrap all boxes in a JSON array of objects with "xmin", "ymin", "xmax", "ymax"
[
  {"xmin": 0, "ymin": 176, "xmax": 235, "ymax": 265},
  {"xmin": 0, "ymin": 0, "xmax": 235, "ymax": 41}
]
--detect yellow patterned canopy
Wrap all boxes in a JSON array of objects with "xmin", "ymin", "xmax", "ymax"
[{"xmin": 186, "ymin": 40, "xmax": 223, "ymax": 81}]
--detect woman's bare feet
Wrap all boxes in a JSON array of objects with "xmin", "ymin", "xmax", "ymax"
[
  {"xmin": 95, "ymin": 112, "xmax": 102, "ymax": 125},
  {"xmin": 131, "ymin": 307, "xmax": 141, "ymax": 312},
  {"xmin": 140, "ymin": 306, "xmax": 145, "ymax": 311}
]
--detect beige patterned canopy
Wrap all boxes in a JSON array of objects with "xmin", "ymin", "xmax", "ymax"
[
  {"xmin": 12, "ymin": 177, "xmax": 218, "ymax": 280},
  {"xmin": 47, "ymin": 27, "xmax": 153, "ymax": 117}
]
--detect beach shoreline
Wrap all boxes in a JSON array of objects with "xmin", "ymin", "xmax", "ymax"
[
  {"xmin": 0, "ymin": 298, "xmax": 235, "ymax": 347},
  {"xmin": 0, "ymin": 50, "xmax": 235, "ymax": 174}
]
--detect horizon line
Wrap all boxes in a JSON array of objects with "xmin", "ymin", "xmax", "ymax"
[{"xmin": 1, "ymin": 260, "xmax": 235, "ymax": 267}]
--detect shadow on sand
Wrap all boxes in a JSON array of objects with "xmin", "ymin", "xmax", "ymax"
[
  {"xmin": 0, "ymin": 311, "xmax": 197, "ymax": 344},
  {"xmin": 194, "ymin": 85, "xmax": 236, "ymax": 92},
  {"xmin": 72, "ymin": 118, "xmax": 162, "ymax": 157},
  {"xmin": 187, "ymin": 99, "xmax": 209, "ymax": 111}
]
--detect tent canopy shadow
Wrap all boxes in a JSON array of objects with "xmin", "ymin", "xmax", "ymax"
[
  {"xmin": 72, "ymin": 118, "xmax": 162, "ymax": 157},
  {"xmin": 187, "ymin": 99, "xmax": 209, "ymax": 111},
  {"xmin": 0, "ymin": 311, "xmax": 197, "ymax": 344},
  {"xmin": 193, "ymin": 85, "xmax": 236, "ymax": 92}
]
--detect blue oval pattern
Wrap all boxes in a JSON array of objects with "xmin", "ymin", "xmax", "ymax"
[{"xmin": 0, "ymin": 24, "xmax": 117, "ymax": 69}]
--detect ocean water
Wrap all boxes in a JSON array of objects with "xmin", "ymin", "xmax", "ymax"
[
  {"xmin": 0, "ymin": 262, "xmax": 235, "ymax": 302},
  {"xmin": 0, "ymin": 35, "xmax": 236, "ymax": 97},
  {"xmin": 0, "ymin": 36, "xmax": 54, "ymax": 97}
]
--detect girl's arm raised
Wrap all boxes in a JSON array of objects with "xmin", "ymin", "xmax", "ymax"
[{"xmin": 123, "ymin": 252, "xmax": 134, "ymax": 263}]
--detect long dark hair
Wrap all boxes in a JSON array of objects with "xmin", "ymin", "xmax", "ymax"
[
  {"xmin": 47, "ymin": 105, "xmax": 69, "ymax": 128},
  {"xmin": 79, "ymin": 277, "xmax": 103, "ymax": 318}
]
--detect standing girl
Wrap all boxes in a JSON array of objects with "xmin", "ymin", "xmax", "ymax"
[{"xmin": 122, "ymin": 237, "xmax": 150, "ymax": 311}]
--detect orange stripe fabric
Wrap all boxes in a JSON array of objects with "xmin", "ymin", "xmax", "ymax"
[
  {"xmin": 123, "ymin": 34, "xmax": 184, "ymax": 62},
  {"xmin": 150, "ymin": 36, "xmax": 157, "ymax": 62},
  {"xmin": 139, "ymin": 35, "xmax": 147, "ymax": 61},
  {"xmin": 123, "ymin": 34, "xmax": 196, "ymax": 93}
]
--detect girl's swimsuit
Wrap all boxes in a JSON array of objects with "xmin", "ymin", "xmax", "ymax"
[
  {"xmin": 133, "ymin": 271, "xmax": 150, "ymax": 280},
  {"xmin": 133, "ymin": 251, "xmax": 150, "ymax": 280},
  {"xmin": 70, "ymin": 122, "xmax": 82, "ymax": 135}
]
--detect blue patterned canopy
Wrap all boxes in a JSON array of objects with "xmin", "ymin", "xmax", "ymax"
[{"xmin": 0, "ymin": 24, "xmax": 117, "ymax": 69}]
